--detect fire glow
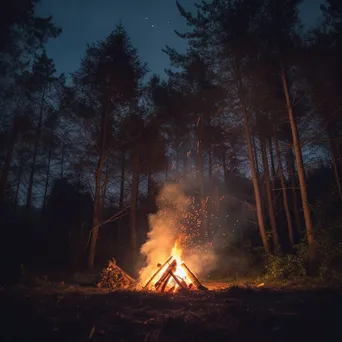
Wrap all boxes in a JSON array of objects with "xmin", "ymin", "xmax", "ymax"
[{"xmin": 142, "ymin": 241, "xmax": 208, "ymax": 293}]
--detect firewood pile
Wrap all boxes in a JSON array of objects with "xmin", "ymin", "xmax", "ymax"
[
  {"xmin": 143, "ymin": 256, "xmax": 208, "ymax": 293},
  {"xmin": 96, "ymin": 258, "xmax": 136, "ymax": 289}
]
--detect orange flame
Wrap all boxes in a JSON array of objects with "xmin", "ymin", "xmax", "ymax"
[{"xmin": 142, "ymin": 239, "xmax": 191, "ymax": 293}]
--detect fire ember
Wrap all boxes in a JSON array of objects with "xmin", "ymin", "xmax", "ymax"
[{"xmin": 143, "ymin": 256, "xmax": 208, "ymax": 293}]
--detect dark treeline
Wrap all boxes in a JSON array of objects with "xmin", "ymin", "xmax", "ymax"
[{"xmin": 1, "ymin": 0, "xmax": 342, "ymax": 284}]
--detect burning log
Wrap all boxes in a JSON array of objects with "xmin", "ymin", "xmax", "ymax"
[
  {"xmin": 154, "ymin": 259, "xmax": 177, "ymax": 290},
  {"xmin": 143, "ymin": 257, "xmax": 207, "ymax": 293},
  {"xmin": 143, "ymin": 256, "xmax": 173, "ymax": 290},
  {"xmin": 169, "ymin": 271, "xmax": 189, "ymax": 291},
  {"xmin": 181, "ymin": 262, "xmax": 208, "ymax": 291}
]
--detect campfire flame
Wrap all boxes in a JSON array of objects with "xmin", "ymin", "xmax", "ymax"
[
  {"xmin": 170, "ymin": 241, "xmax": 187, "ymax": 281},
  {"xmin": 138, "ymin": 183, "xmax": 210, "ymax": 294},
  {"xmin": 142, "ymin": 240, "xmax": 207, "ymax": 293}
]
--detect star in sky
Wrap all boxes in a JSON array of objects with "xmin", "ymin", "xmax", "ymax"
[{"xmin": 35, "ymin": 0, "xmax": 323, "ymax": 80}]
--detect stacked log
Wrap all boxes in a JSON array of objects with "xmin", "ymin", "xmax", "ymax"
[
  {"xmin": 96, "ymin": 258, "xmax": 136, "ymax": 289},
  {"xmin": 143, "ymin": 257, "xmax": 208, "ymax": 293}
]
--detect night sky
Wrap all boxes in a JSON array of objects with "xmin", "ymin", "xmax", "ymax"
[{"xmin": 36, "ymin": 0, "xmax": 324, "ymax": 79}]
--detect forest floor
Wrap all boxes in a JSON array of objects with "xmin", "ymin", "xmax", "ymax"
[{"xmin": 1, "ymin": 276, "xmax": 342, "ymax": 342}]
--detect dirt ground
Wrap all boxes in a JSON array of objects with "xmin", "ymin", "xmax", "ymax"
[{"xmin": 1, "ymin": 282, "xmax": 341, "ymax": 342}]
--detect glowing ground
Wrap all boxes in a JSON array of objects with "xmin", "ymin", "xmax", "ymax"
[{"xmin": 1, "ymin": 283, "xmax": 341, "ymax": 341}]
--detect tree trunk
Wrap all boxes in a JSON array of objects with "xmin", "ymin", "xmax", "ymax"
[
  {"xmin": 242, "ymin": 103, "xmax": 269, "ymax": 253},
  {"xmin": 26, "ymin": 86, "xmax": 46, "ymax": 210},
  {"xmin": 87, "ymin": 152, "xmax": 104, "ymax": 269},
  {"xmin": 252, "ymin": 133, "xmax": 260, "ymax": 175},
  {"xmin": 147, "ymin": 171, "xmax": 153, "ymax": 206},
  {"xmin": 99, "ymin": 160, "xmax": 109, "ymax": 214},
  {"xmin": 260, "ymin": 133, "xmax": 279, "ymax": 250},
  {"xmin": 0, "ymin": 120, "xmax": 18, "ymax": 199},
  {"xmin": 14, "ymin": 150, "xmax": 24, "ymax": 212},
  {"xmin": 42, "ymin": 144, "xmax": 52, "ymax": 210},
  {"xmin": 268, "ymin": 136, "xmax": 278, "ymax": 212},
  {"xmin": 327, "ymin": 124, "xmax": 342, "ymax": 203},
  {"xmin": 281, "ymin": 65, "xmax": 315, "ymax": 258},
  {"xmin": 119, "ymin": 151, "xmax": 126, "ymax": 209},
  {"xmin": 287, "ymin": 144, "xmax": 302, "ymax": 234},
  {"xmin": 130, "ymin": 150, "xmax": 140, "ymax": 267},
  {"xmin": 274, "ymin": 127, "xmax": 294, "ymax": 247},
  {"xmin": 88, "ymin": 106, "xmax": 108, "ymax": 270}
]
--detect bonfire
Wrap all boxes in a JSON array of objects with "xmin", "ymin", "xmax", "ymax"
[{"xmin": 142, "ymin": 241, "xmax": 208, "ymax": 293}]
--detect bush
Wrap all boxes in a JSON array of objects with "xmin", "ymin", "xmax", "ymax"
[
  {"xmin": 265, "ymin": 253, "xmax": 306, "ymax": 279},
  {"xmin": 265, "ymin": 221, "xmax": 342, "ymax": 281}
]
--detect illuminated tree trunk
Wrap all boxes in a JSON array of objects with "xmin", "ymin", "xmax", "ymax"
[
  {"xmin": 286, "ymin": 143, "xmax": 302, "ymax": 234},
  {"xmin": 274, "ymin": 127, "xmax": 294, "ymax": 247},
  {"xmin": 252, "ymin": 133, "xmax": 260, "ymax": 175},
  {"xmin": 242, "ymin": 103, "xmax": 269, "ymax": 253},
  {"xmin": 260, "ymin": 133, "xmax": 279, "ymax": 250},
  {"xmin": 281, "ymin": 65, "xmax": 315, "ymax": 258},
  {"xmin": 268, "ymin": 137, "xmax": 277, "ymax": 212}
]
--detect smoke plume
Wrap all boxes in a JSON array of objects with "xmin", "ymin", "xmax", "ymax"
[{"xmin": 138, "ymin": 182, "xmax": 217, "ymax": 286}]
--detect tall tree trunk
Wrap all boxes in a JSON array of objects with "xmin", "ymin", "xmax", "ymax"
[
  {"xmin": 274, "ymin": 127, "xmax": 294, "ymax": 247},
  {"xmin": 130, "ymin": 150, "xmax": 139, "ymax": 267},
  {"xmin": 99, "ymin": 161, "xmax": 109, "ymax": 214},
  {"xmin": 26, "ymin": 86, "xmax": 46, "ymax": 210},
  {"xmin": 252, "ymin": 133, "xmax": 260, "ymax": 175},
  {"xmin": 0, "ymin": 120, "xmax": 18, "ymax": 199},
  {"xmin": 260, "ymin": 133, "xmax": 279, "ymax": 250},
  {"xmin": 42, "ymin": 144, "xmax": 52, "ymax": 210},
  {"xmin": 88, "ymin": 153, "xmax": 104, "ymax": 269},
  {"xmin": 88, "ymin": 106, "xmax": 108, "ymax": 270},
  {"xmin": 281, "ymin": 65, "xmax": 315, "ymax": 258},
  {"xmin": 14, "ymin": 150, "xmax": 24, "ymax": 212},
  {"xmin": 287, "ymin": 144, "xmax": 302, "ymax": 234},
  {"xmin": 147, "ymin": 171, "xmax": 154, "ymax": 207},
  {"xmin": 242, "ymin": 103, "xmax": 269, "ymax": 253},
  {"xmin": 119, "ymin": 151, "xmax": 126, "ymax": 209},
  {"xmin": 268, "ymin": 136, "xmax": 277, "ymax": 212},
  {"xmin": 327, "ymin": 124, "xmax": 342, "ymax": 203}
]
